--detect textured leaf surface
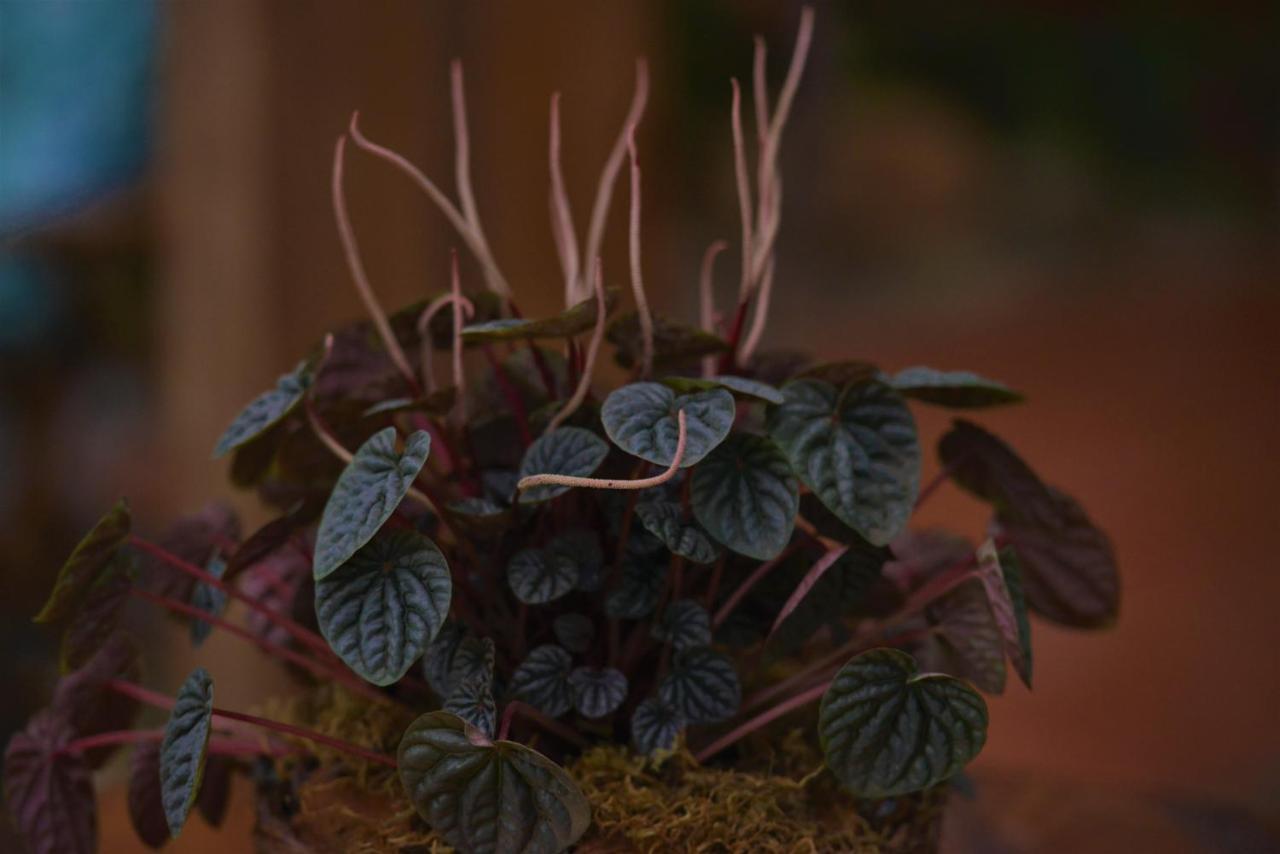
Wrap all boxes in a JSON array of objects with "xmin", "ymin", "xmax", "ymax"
[
  {"xmin": 315, "ymin": 528, "xmax": 452, "ymax": 685},
  {"xmin": 59, "ymin": 552, "xmax": 134, "ymax": 674},
  {"xmin": 517, "ymin": 427, "xmax": 609, "ymax": 503},
  {"xmin": 313, "ymin": 428, "xmax": 431, "ymax": 579},
  {"xmin": 768, "ymin": 379, "xmax": 920, "ymax": 546},
  {"xmin": 422, "ymin": 622, "xmax": 468, "ymax": 697},
  {"xmin": 661, "ymin": 375, "xmax": 785, "ymax": 405},
  {"xmin": 652, "ymin": 600, "xmax": 712, "ymax": 651},
  {"xmin": 444, "ymin": 674, "xmax": 497, "ymax": 737},
  {"xmin": 461, "ymin": 288, "xmax": 619, "ymax": 342},
  {"xmin": 974, "ymin": 540, "xmax": 1032, "ymax": 688},
  {"xmin": 937, "ymin": 420, "xmax": 1059, "ymax": 528},
  {"xmin": 605, "ymin": 555, "xmax": 667, "ymax": 620},
  {"xmin": 607, "ymin": 312, "xmax": 729, "ymax": 371},
  {"xmin": 398, "ymin": 711, "xmax": 591, "ymax": 854},
  {"xmin": 548, "ymin": 530, "xmax": 604, "ymax": 592},
  {"xmin": 189, "ymin": 555, "xmax": 229, "ymax": 647},
  {"xmin": 692, "ymin": 432, "xmax": 798, "ymax": 560},
  {"xmin": 450, "ymin": 637, "xmax": 497, "ymax": 690},
  {"xmin": 925, "ymin": 580, "xmax": 1007, "ymax": 694},
  {"xmin": 509, "ymin": 645, "xmax": 574, "ymax": 718},
  {"xmin": 161, "ymin": 667, "xmax": 215, "ymax": 837},
  {"xmin": 631, "ymin": 697, "xmax": 684, "ymax": 755},
  {"xmin": 602, "ymin": 382, "xmax": 734, "ymax": 468},
  {"xmin": 994, "ymin": 486, "xmax": 1119, "ymax": 628},
  {"xmin": 212, "ymin": 361, "xmax": 311, "ymax": 457},
  {"xmin": 3, "ymin": 711, "xmax": 95, "ymax": 854},
  {"xmin": 36, "ymin": 500, "xmax": 131, "ymax": 623},
  {"xmin": 507, "ymin": 548, "xmax": 579, "ymax": 605},
  {"xmin": 568, "ymin": 667, "xmax": 628, "ymax": 718},
  {"xmin": 52, "ymin": 634, "xmax": 142, "ymax": 769},
  {"xmin": 552, "ymin": 614, "xmax": 594, "ymax": 654},
  {"xmin": 887, "ymin": 367, "xmax": 1022, "ymax": 409},
  {"xmin": 658, "ymin": 647, "xmax": 740, "ymax": 725},
  {"xmin": 819, "ymin": 648, "xmax": 988, "ymax": 798},
  {"xmin": 635, "ymin": 501, "xmax": 718, "ymax": 564},
  {"xmin": 128, "ymin": 741, "xmax": 169, "ymax": 849}
]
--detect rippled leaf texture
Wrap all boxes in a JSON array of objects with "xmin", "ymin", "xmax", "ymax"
[
  {"xmin": 315, "ymin": 528, "xmax": 452, "ymax": 685},
  {"xmin": 631, "ymin": 697, "xmax": 684, "ymax": 755},
  {"xmin": 819, "ymin": 648, "xmax": 988, "ymax": 798},
  {"xmin": 658, "ymin": 647, "xmax": 741, "ymax": 725},
  {"xmin": 462, "ymin": 287, "xmax": 619, "ymax": 342},
  {"xmin": 128, "ymin": 741, "xmax": 169, "ymax": 849},
  {"xmin": 605, "ymin": 554, "xmax": 667, "ymax": 620},
  {"xmin": 607, "ymin": 312, "xmax": 729, "ymax": 371},
  {"xmin": 161, "ymin": 667, "xmax": 214, "ymax": 837},
  {"xmin": 635, "ymin": 501, "xmax": 718, "ymax": 564},
  {"xmin": 548, "ymin": 530, "xmax": 604, "ymax": 593},
  {"xmin": 552, "ymin": 614, "xmax": 594, "ymax": 654},
  {"xmin": 212, "ymin": 361, "xmax": 311, "ymax": 457},
  {"xmin": 53, "ymin": 633, "xmax": 141, "ymax": 769},
  {"xmin": 445, "ymin": 674, "xmax": 498, "ymax": 737},
  {"xmin": 768, "ymin": 379, "xmax": 920, "ymax": 547},
  {"xmin": 450, "ymin": 637, "xmax": 497, "ymax": 692},
  {"xmin": 974, "ymin": 540, "xmax": 1032, "ymax": 688},
  {"xmin": 924, "ymin": 580, "xmax": 1007, "ymax": 694},
  {"xmin": 568, "ymin": 667, "xmax": 628, "ymax": 718},
  {"xmin": 994, "ymin": 486, "xmax": 1119, "ymax": 628},
  {"xmin": 35, "ymin": 499, "xmax": 130, "ymax": 623},
  {"xmin": 59, "ymin": 552, "xmax": 135, "ymax": 674},
  {"xmin": 422, "ymin": 621, "xmax": 468, "ymax": 697},
  {"xmin": 661, "ymin": 375, "xmax": 785, "ymax": 405},
  {"xmin": 507, "ymin": 548, "xmax": 579, "ymax": 605},
  {"xmin": 398, "ymin": 711, "xmax": 591, "ymax": 854},
  {"xmin": 314, "ymin": 428, "xmax": 431, "ymax": 579},
  {"xmin": 886, "ymin": 367, "xmax": 1022, "ymax": 409},
  {"xmin": 517, "ymin": 427, "xmax": 609, "ymax": 504},
  {"xmin": 602, "ymin": 382, "xmax": 734, "ymax": 469},
  {"xmin": 188, "ymin": 555, "xmax": 229, "ymax": 647},
  {"xmin": 652, "ymin": 600, "xmax": 712, "ymax": 651},
  {"xmin": 692, "ymin": 432, "xmax": 799, "ymax": 560},
  {"xmin": 509, "ymin": 645, "xmax": 574, "ymax": 718},
  {"xmin": 937, "ymin": 420, "xmax": 1059, "ymax": 528},
  {"xmin": 4, "ymin": 711, "xmax": 95, "ymax": 854}
]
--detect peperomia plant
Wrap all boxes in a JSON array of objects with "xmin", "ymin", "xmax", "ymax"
[{"xmin": 5, "ymin": 8, "xmax": 1119, "ymax": 853}]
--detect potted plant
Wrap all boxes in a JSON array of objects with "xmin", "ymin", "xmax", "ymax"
[{"xmin": 4, "ymin": 8, "xmax": 1118, "ymax": 853}]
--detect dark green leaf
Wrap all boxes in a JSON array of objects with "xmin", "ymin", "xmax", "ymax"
[
  {"xmin": 568, "ymin": 667, "xmax": 628, "ymax": 718},
  {"xmin": 422, "ymin": 621, "xmax": 468, "ymax": 696},
  {"xmin": 461, "ymin": 287, "xmax": 620, "ymax": 342},
  {"xmin": 448, "ymin": 497, "xmax": 513, "ymax": 539},
  {"xmin": 936, "ymin": 420, "xmax": 1059, "ymax": 528},
  {"xmin": 450, "ymin": 636, "xmax": 497, "ymax": 689},
  {"xmin": 35, "ymin": 500, "xmax": 131, "ymax": 624},
  {"xmin": 59, "ymin": 552, "xmax": 135, "ymax": 674},
  {"xmin": 509, "ymin": 645, "xmax": 574, "ymax": 718},
  {"xmin": 692, "ymin": 432, "xmax": 798, "ymax": 560},
  {"xmin": 795, "ymin": 360, "xmax": 879, "ymax": 387},
  {"xmin": 924, "ymin": 580, "xmax": 1007, "ymax": 694},
  {"xmin": 189, "ymin": 555, "xmax": 229, "ymax": 647},
  {"xmin": 602, "ymin": 382, "xmax": 734, "ymax": 468},
  {"xmin": 3, "ymin": 710, "xmax": 95, "ymax": 854},
  {"xmin": 548, "ymin": 529, "xmax": 605, "ymax": 592},
  {"xmin": 608, "ymin": 312, "xmax": 729, "ymax": 371},
  {"xmin": 768, "ymin": 379, "xmax": 921, "ymax": 546},
  {"xmin": 212, "ymin": 361, "xmax": 312, "ymax": 458},
  {"xmin": 652, "ymin": 600, "xmax": 712, "ymax": 651},
  {"xmin": 631, "ymin": 697, "xmax": 684, "ymax": 756},
  {"xmin": 507, "ymin": 548, "xmax": 579, "ymax": 605},
  {"xmin": 635, "ymin": 501, "xmax": 719, "ymax": 564},
  {"xmin": 993, "ymin": 486, "xmax": 1119, "ymax": 628},
  {"xmin": 52, "ymin": 634, "xmax": 141, "ymax": 769},
  {"xmin": 313, "ymin": 427, "xmax": 432, "ymax": 579},
  {"xmin": 973, "ymin": 540, "xmax": 1031, "ymax": 689},
  {"xmin": 552, "ymin": 614, "xmax": 594, "ymax": 654},
  {"xmin": 819, "ymin": 648, "xmax": 988, "ymax": 798},
  {"xmin": 517, "ymin": 427, "xmax": 609, "ymax": 504},
  {"xmin": 444, "ymin": 674, "xmax": 497, "ymax": 737},
  {"xmin": 658, "ymin": 647, "xmax": 740, "ymax": 725},
  {"xmin": 128, "ymin": 742, "xmax": 169, "ymax": 849},
  {"xmin": 887, "ymin": 366, "xmax": 1022, "ymax": 409},
  {"xmin": 660, "ymin": 374, "xmax": 785, "ymax": 405},
  {"xmin": 161, "ymin": 667, "xmax": 215, "ymax": 838},
  {"xmin": 314, "ymin": 528, "xmax": 452, "ymax": 686},
  {"xmin": 398, "ymin": 711, "xmax": 591, "ymax": 854},
  {"xmin": 605, "ymin": 554, "xmax": 666, "ymax": 620},
  {"xmin": 362, "ymin": 387, "xmax": 457, "ymax": 418}
]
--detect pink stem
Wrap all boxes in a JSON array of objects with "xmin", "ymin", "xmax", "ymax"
[
  {"xmin": 58, "ymin": 729, "xmax": 295, "ymax": 759},
  {"xmin": 711, "ymin": 542, "xmax": 801, "ymax": 629},
  {"xmin": 694, "ymin": 679, "xmax": 828, "ymax": 763},
  {"xmin": 482, "ymin": 345, "xmax": 533, "ymax": 444}
]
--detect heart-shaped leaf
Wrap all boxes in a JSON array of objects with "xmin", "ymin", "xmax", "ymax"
[
  {"xmin": 444, "ymin": 674, "xmax": 497, "ymax": 737},
  {"xmin": 507, "ymin": 548, "xmax": 578, "ymax": 605},
  {"xmin": 631, "ymin": 697, "xmax": 684, "ymax": 755},
  {"xmin": 52, "ymin": 634, "xmax": 142, "ymax": 769},
  {"xmin": 422, "ymin": 621, "xmax": 468, "ymax": 697},
  {"xmin": 35, "ymin": 500, "xmax": 131, "ymax": 624},
  {"xmin": 509, "ymin": 645, "xmax": 574, "ymax": 718},
  {"xmin": 189, "ymin": 555, "xmax": 229, "ymax": 647},
  {"xmin": 886, "ymin": 367, "xmax": 1022, "ymax": 409},
  {"xmin": 568, "ymin": 667, "xmax": 628, "ymax": 718},
  {"xmin": 552, "ymin": 614, "xmax": 594, "ymax": 654},
  {"xmin": 161, "ymin": 667, "xmax": 215, "ymax": 837},
  {"xmin": 313, "ymin": 428, "xmax": 432, "ymax": 579},
  {"xmin": 661, "ymin": 375, "xmax": 785, "ymax": 405},
  {"xmin": 635, "ymin": 501, "xmax": 718, "ymax": 564},
  {"xmin": 127, "ymin": 741, "xmax": 169, "ymax": 849},
  {"xmin": 59, "ymin": 552, "xmax": 135, "ymax": 674},
  {"xmin": 937, "ymin": 420, "xmax": 1059, "ymax": 528},
  {"xmin": 607, "ymin": 312, "xmax": 729, "ymax": 371},
  {"xmin": 4, "ymin": 711, "xmax": 96, "ymax": 854},
  {"xmin": 658, "ymin": 647, "xmax": 740, "ymax": 725},
  {"xmin": 819, "ymin": 648, "xmax": 988, "ymax": 798},
  {"xmin": 212, "ymin": 361, "xmax": 312, "ymax": 457},
  {"xmin": 240, "ymin": 550, "xmax": 311, "ymax": 648},
  {"xmin": 974, "ymin": 540, "xmax": 1032, "ymax": 688},
  {"xmin": 314, "ymin": 528, "xmax": 452, "ymax": 686},
  {"xmin": 692, "ymin": 432, "xmax": 798, "ymax": 561},
  {"xmin": 768, "ymin": 379, "xmax": 921, "ymax": 546},
  {"xmin": 517, "ymin": 427, "xmax": 609, "ymax": 503},
  {"xmin": 398, "ymin": 711, "xmax": 591, "ymax": 854},
  {"xmin": 923, "ymin": 580, "xmax": 1007, "ymax": 694},
  {"xmin": 602, "ymin": 382, "xmax": 734, "ymax": 468},
  {"xmin": 604, "ymin": 554, "xmax": 667, "ymax": 620},
  {"xmin": 461, "ymin": 287, "xmax": 620, "ymax": 342},
  {"xmin": 652, "ymin": 599, "xmax": 712, "ymax": 651},
  {"xmin": 993, "ymin": 486, "xmax": 1119, "ymax": 628},
  {"xmin": 196, "ymin": 755, "xmax": 232, "ymax": 827},
  {"xmin": 450, "ymin": 636, "xmax": 497, "ymax": 689}
]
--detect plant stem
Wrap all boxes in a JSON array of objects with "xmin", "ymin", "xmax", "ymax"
[
  {"xmin": 482, "ymin": 345, "xmax": 533, "ymax": 445},
  {"xmin": 58, "ymin": 729, "xmax": 294, "ymax": 759},
  {"xmin": 695, "ymin": 679, "xmax": 828, "ymax": 763},
  {"xmin": 711, "ymin": 542, "xmax": 800, "ymax": 629},
  {"xmin": 914, "ymin": 465, "xmax": 953, "ymax": 510}
]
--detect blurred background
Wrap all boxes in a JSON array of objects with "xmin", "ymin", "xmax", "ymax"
[{"xmin": 1, "ymin": 1, "xmax": 1276, "ymax": 851}]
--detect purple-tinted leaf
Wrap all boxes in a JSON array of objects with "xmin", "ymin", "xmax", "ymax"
[
  {"xmin": 974, "ymin": 539, "xmax": 1032, "ymax": 688},
  {"xmin": 128, "ymin": 741, "xmax": 169, "ymax": 849},
  {"xmin": 885, "ymin": 528, "xmax": 974, "ymax": 589},
  {"xmin": 196, "ymin": 755, "xmax": 233, "ymax": 827},
  {"xmin": 607, "ymin": 312, "xmax": 729, "ymax": 372},
  {"xmin": 937, "ymin": 421, "xmax": 1059, "ymax": 530},
  {"xmin": 924, "ymin": 580, "xmax": 1007, "ymax": 695},
  {"xmin": 886, "ymin": 366, "xmax": 1023, "ymax": 409},
  {"xmin": 137, "ymin": 502, "xmax": 240, "ymax": 603},
  {"xmin": 52, "ymin": 633, "xmax": 141, "ymax": 769},
  {"xmin": 4, "ymin": 710, "xmax": 96, "ymax": 854},
  {"xmin": 225, "ymin": 500, "xmax": 321, "ymax": 582},
  {"xmin": 59, "ymin": 552, "xmax": 135, "ymax": 674},
  {"xmin": 238, "ymin": 550, "xmax": 311, "ymax": 648},
  {"xmin": 189, "ymin": 556, "xmax": 229, "ymax": 647},
  {"xmin": 35, "ymin": 500, "xmax": 130, "ymax": 624},
  {"xmin": 766, "ymin": 546, "xmax": 849, "ymax": 641}
]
